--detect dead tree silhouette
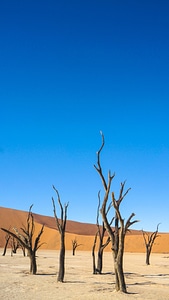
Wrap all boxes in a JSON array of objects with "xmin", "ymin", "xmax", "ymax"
[
  {"xmin": 52, "ymin": 185, "xmax": 69, "ymax": 282},
  {"xmin": 142, "ymin": 223, "xmax": 160, "ymax": 265},
  {"xmin": 1, "ymin": 205, "xmax": 44, "ymax": 274},
  {"xmin": 94, "ymin": 131, "xmax": 138, "ymax": 293},
  {"xmin": 72, "ymin": 237, "xmax": 82, "ymax": 255}
]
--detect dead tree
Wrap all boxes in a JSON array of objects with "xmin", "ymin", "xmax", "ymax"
[
  {"xmin": 93, "ymin": 191, "xmax": 111, "ymax": 274},
  {"xmin": 94, "ymin": 132, "xmax": 138, "ymax": 293},
  {"xmin": 142, "ymin": 223, "xmax": 160, "ymax": 265},
  {"xmin": 1, "ymin": 205, "xmax": 44, "ymax": 274},
  {"xmin": 52, "ymin": 185, "xmax": 69, "ymax": 282},
  {"xmin": 72, "ymin": 238, "xmax": 82, "ymax": 255}
]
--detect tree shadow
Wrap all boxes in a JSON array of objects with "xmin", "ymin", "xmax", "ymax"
[
  {"xmin": 98, "ymin": 272, "xmax": 114, "ymax": 275},
  {"xmin": 144, "ymin": 273, "xmax": 169, "ymax": 277},
  {"xmin": 36, "ymin": 272, "xmax": 56, "ymax": 276},
  {"xmin": 64, "ymin": 280, "xmax": 86, "ymax": 284}
]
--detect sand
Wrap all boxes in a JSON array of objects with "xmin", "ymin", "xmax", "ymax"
[
  {"xmin": 0, "ymin": 249, "xmax": 169, "ymax": 300},
  {"xmin": 0, "ymin": 207, "xmax": 169, "ymax": 298}
]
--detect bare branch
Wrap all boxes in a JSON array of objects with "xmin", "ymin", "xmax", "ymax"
[
  {"xmin": 52, "ymin": 196, "xmax": 61, "ymax": 233},
  {"xmin": 112, "ymin": 192, "xmax": 123, "ymax": 225},
  {"xmin": 94, "ymin": 132, "xmax": 115, "ymax": 191},
  {"xmin": 34, "ymin": 224, "xmax": 45, "ymax": 251},
  {"xmin": 52, "ymin": 185, "xmax": 64, "ymax": 225},
  {"xmin": 117, "ymin": 181, "xmax": 131, "ymax": 206},
  {"xmin": 125, "ymin": 213, "xmax": 139, "ymax": 233}
]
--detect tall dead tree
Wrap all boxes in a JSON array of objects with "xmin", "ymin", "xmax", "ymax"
[
  {"xmin": 142, "ymin": 223, "xmax": 160, "ymax": 265},
  {"xmin": 92, "ymin": 191, "xmax": 111, "ymax": 274},
  {"xmin": 1, "ymin": 205, "xmax": 44, "ymax": 274},
  {"xmin": 94, "ymin": 132, "xmax": 138, "ymax": 293},
  {"xmin": 52, "ymin": 185, "xmax": 69, "ymax": 282}
]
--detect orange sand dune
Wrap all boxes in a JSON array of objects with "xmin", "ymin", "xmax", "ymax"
[{"xmin": 0, "ymin": 207, "xmax": 169, "ymax": 253}]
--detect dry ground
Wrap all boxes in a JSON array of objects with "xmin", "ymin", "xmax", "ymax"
[{"xmin": 0, "ymin": 249, "xmax": 169, "ymax": 300}]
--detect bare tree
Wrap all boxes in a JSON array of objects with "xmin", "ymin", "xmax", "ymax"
[
  {"xmin": 94, "ymin": 132, "xmax": 138, "ymax": 293},
  {"xmin": 52, "ymin": 185, "xmax": 69, "ymax": 282},
  {"xmin": 72, "ymin": 237, "xmax": 82, "ymax": 255},
  {"xmin": 92, "ymin": 191, "xmax": 111, "ymax": 274},
  {"xmin": 142, "ymin": 223, "xmax": 160, "ymax": 265},
  {"xmin": 1, "ymin": 205, "xmax": 44, "ymax": 274}
]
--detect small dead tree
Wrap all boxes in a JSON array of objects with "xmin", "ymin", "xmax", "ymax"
[
  {"xmin": 52, "ymin": 185, "xmax": 69, "ymax": 282},
  {"xmin": 1, "ymin": 205, "xmax": 44, "ymax": 274},
  {"xmin": 142, "ymin": 223, "xmax": 160, "ymax": 265},
  {"xmin": 92, "ymin": 191, "xmax": 111, "ymax": 274},
  {"xmin": 72, "ymin": 238, "xmax": 82, "ymax": 255},
  {"xmin": 94, "ymin": 132, "xmax": 138, "ymax": 293}
]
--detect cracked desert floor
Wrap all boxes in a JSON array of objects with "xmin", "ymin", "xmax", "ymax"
[{"xmin": 0, "ymin": 249, "xmax": 169, "ymax": 300}]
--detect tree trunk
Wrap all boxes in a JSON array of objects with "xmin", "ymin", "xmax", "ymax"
[
  {"xmin": 29, "ymin": 251, "xmax": 37, "ymax": 275},
  {"xmin": 2, "ymin": 236, "xmax": 10, "ymax": 256},
  {"xmin": 146, "ymin": 247, "xmax": 150, "ymax": 265},
  {"xmin": 21, "ymin": 246, "xmax": 26, "ymax": 257},
  {"xmin": 96, "ymin": 248, "xmax": 103, "ymax": 274},
  {"xmin": 92, "ymin": 231, "xmax": 98, "ymax": 274},
  {"xmin": 57, "ymin": 234, "xmax": 65, "ymax": 282},
  {"xmin": 92, "ymin": 252, "xmax": 97, "ymax": 274},
  {"xmin": 115, "ymin": 260, "xmax": 126, "ymax": 292},
  {"xmin": 112, "ymin": 228, "xmax": 127, "ymax": 293},
  {"xmin": 92, "ymin": 239, "xmax": 97, "ymax": 274}
]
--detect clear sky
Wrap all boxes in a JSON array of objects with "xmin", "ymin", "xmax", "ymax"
[{"xmin": 1, "ymin": 0, "xmax": 169, "ymax": 232}]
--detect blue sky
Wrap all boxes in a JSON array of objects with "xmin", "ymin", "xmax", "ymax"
[{"xmin": 0, "ymin": 0, "xmax": 169, "ymax": 232}]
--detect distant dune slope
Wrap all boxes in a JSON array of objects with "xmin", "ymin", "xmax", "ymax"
[{"xmin": 0, "ymin": 207, "xmax": 169, "ymax": 253}]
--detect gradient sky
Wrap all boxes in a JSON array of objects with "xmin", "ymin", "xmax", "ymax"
[{"xmin": 1, "ymin": 0, "xmax": 169, "ymax": 232}]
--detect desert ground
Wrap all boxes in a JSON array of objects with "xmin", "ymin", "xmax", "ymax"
[
  {"xmin": 0, "ymin": 249, "xmax": 169, "ymax": 300},
  {"xmin": 0, "ymin": 207, "xmax": 169, "ymax": 299}
]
